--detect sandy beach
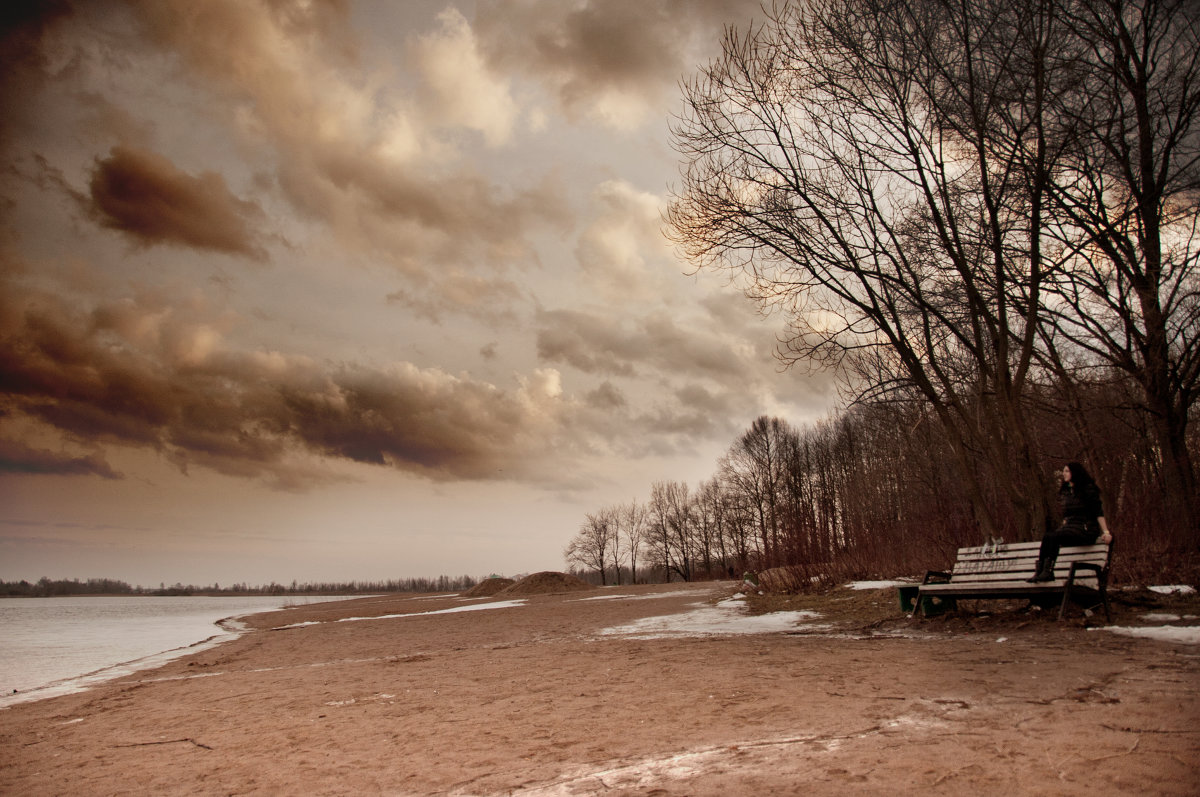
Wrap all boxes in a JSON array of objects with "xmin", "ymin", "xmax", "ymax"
[{"xmin": 2, "ymin": 579, "xmax": 1198, "ymax": 796}]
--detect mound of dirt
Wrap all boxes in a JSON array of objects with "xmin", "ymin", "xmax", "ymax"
[
  {"xmin": 463, "ymin": 577, "xmax": 516, "ymax": 597},
  {"xmin": 498, "ymin": 571, "xmax": 596, "ymax": 595}
]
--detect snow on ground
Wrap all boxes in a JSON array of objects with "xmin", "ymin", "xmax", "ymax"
[
  {"xmin": 1141, "ymin": 613, "xmax": 1199, "ymax": 622},
  {"xmin": 595, "ymin": 596, "xmax": 825, "ymax": 639},
  {"xmin": 571, "ymin": 590, "xmax": 705, "ymax": 602},
  {"xmin": 1094, "ymin": 625, "xmax": 1200, "ymax": 645},
  {"xmin": 846, "ymin": 580, "xmax": 916, "ymax": 590},
  {"xmin": 273, "ymin": 600, "xmax": 527, "ymax": 629},
  {"xmin": 1148, "ymin": 585, "xmax": 1197, "ymax": 595}
]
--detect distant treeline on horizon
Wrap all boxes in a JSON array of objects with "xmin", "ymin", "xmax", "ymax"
[{"xmin": 0, "ymin": 574, "xmax": 480, "ymax": 597}]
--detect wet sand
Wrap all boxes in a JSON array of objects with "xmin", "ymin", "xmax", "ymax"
[{"xmin": 1, "ymin": 581, "xmax": 1197, "ymax": 795}]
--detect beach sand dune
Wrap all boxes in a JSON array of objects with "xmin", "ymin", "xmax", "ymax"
[
  {"xmin": 463, "ymin": 577, "xmax": 516, "ymax": 598},
  {"xmin": 498, "ymin": 571, "xmax": 595, "ymax": 596},
  {"xmin": 1, "ymin": 581, "xmax": 1197, "ymax": 795}
]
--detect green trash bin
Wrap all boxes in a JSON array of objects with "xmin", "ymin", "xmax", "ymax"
[{"xmin": 897, "ymin": 585, "xmax": 954, "ymax": 616}]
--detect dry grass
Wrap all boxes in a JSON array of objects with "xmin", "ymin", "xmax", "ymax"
[{"xmin": 736, "ymin": 581, "xmax": 1200, "ymax": 637}]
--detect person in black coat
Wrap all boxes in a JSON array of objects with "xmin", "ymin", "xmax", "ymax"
[{"xmin": 1028, "ymin": 462, "xmax": 1113, "ymax": 582}]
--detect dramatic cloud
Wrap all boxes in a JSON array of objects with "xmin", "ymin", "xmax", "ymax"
[
  {"xmin": 86, "ymin": 146, "xmax": 268, "ymax": 259},
  {"xmin": 576, "ymin": 179, "xmax": 678, "ymax": 301},
  {"xmin": 385, "ymin": 270, "xmax": 525, "ymax": 325},
  {"xmin": 535, "ymin": 307, "xmax": 759, "ymax": 384},
  {"xmin": 412, "ymin": 8, "xmax": 520, "ymax": 147},
  {"xmin": 0, "ymin": 1, "xmax": 840, "ymax": 585},
  {"xmin": 475, "ymin": 0, "xmax": 759, "ymax": 128},
  {"xmin": 0, "ymin": 287, "xmax": 584, "ymax": 489},
  {"xmin": 0, "ymin": 438, "xmax": 121, "ymax": 479},
  {"xmin": 119, "ymin": 0, "xmax": 570, "ymax": 279}
]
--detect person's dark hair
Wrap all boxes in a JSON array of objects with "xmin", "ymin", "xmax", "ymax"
[{"xmin": 1064, "ymin": 461, "xmax": 1095, "ymax": 488}]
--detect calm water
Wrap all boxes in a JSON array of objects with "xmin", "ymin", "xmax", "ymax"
[{"xmin": 0, "ymin": 595, "xmax": 356, "ymax": 707}]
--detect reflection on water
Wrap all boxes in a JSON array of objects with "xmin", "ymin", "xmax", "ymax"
[{"xmin": 0, "ymin": 595, "xmax": 353, "ymax": 707}]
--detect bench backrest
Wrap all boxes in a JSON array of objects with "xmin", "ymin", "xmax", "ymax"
[{"xmin": 948, "ymin": 540, "xmax": 1110, "ymax": 587}]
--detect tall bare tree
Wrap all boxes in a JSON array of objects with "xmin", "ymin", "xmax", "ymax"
[
  {"xmin": 668, "ymin": 0, "xmax": 1192, "ymax": 540},
  {"xmin": 617, "ymin": 500, "xmax": 647, "ymax": 584},
  {"xmin": 1037, "ymin": 0, "xmax": 1200, "ymax": 535},
  {"xmin": 719, "ymin": 416, "xmax": 794, "ymax": 562},
  {"xmin": 564, "ymin": 509, "xmax": 616, "ymax": 585},
  {"xmin": 647, "ymin": 480, "xmax": 697, "ymax": 581}
]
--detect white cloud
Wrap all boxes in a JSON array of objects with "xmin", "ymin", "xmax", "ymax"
[
  {"xmin": 576, "ymin": 179, "xmax": 675, "ymax": 300},
  {"xmin": 413, "ymin": 9, "xmax": 520, "ymax": 148}
]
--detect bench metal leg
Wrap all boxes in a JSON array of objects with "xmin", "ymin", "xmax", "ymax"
[{"xmin": 1059, "ymin": 563, "xmax": 1081, "ymax": 621}]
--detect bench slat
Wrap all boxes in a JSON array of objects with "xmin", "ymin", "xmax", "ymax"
[
  {"xmin": 939, "ymin": 572, "xmax": 1100, "ymax": 587},
  {"xmin": 957, "ymin": 542, "xmax": 1108, "ymax": 556},
  {"xmin": 921, "ymin": 578, "xmax": 1099, "ymax": 594}
]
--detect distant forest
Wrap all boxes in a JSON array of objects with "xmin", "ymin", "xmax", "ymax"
[
  {"xmin": 566, "ymin": 398, "xmax": 1197, "ymax": 591},
  {"xmin": 0, "ymin": 575, "xmax": 479, "ymax": 598}
]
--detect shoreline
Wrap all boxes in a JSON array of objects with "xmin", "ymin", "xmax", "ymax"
[
  {"xmin": 0, "ymin": 594, "xmax": 370, "ymax": 708},
  {"xmin": 2, "ymin": 582, "xmax": 1197, "ymax": 795}
]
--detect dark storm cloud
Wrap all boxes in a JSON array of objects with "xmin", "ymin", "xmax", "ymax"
[
  {"xmin": 0, "ymin": 287, "xmax": 569, "ymax": 489},
  {"xmin": 0, "ymin": 0, "xmax": 74, "ymax": 142},
  {"xmin": 86, "ymin": 146, "xmax": 269, "ymax": 260},
  {"xmin": 0, "ymin": 438, "xmax": 122, "ymax": 478}
]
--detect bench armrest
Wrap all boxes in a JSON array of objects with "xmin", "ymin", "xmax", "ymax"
[
  {"xmin": 922, "ymin": 570, "xmax": 952, "ymax": 585},
  {"xmin": 1067, "ymin": 562, "xmax": 1103, "ymax": 575},
  {"xmin": 1064, "ymin": 561, "xmax": 1108, "ymax": 587}
]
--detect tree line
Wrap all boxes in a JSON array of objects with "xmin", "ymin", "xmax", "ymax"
[
  {"xmin": 0, "ymin": 575, "xmax": 479, "ymax": 597},
  {"xmin": 567, "ymin": 381, "xmax": 1193, "ymax": 588},
  {"xmin": 569, "ymin": 0, "xmax": 1198, "ymax": 587}
]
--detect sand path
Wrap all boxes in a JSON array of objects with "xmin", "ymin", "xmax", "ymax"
[{"xmin": 1, "ymin": 581, "xmax": 1197, "ymax": 795}]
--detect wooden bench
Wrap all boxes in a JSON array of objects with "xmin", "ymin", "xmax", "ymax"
[{"xmin": 915, "ymin": 540, "xmax": 1112, "ymax": 621}]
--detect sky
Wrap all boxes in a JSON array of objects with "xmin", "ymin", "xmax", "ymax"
[{"xmin": 0, "ymin": 0, "xmax": 838, "ymax": 588}]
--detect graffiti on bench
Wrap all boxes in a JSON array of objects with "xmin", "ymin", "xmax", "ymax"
[{"xmin": 954, "ymin": 539, "xmax": 1009, "ymax": 575}]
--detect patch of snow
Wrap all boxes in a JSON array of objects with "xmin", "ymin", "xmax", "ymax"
[
  {"xmin": 571, "ymin": 589, "xmax": 702, "ymax": 602},
  {"xmin": 847, "ymin": 580, "xmax": 916, "ymax": 590},
  {"xmin": 1148, "ymin": 585, "xmax": 1196, "ymax": 595},
  {"xmin": 337, "ymin": 599, "xmax": 527, "ymax": 622},
  {"xmin": 1094, "ymin": 625, "xmax": 1200, "ymax": 645},
  {"xmin": 595, "ymin": 598, "xmax": 823, "ymax": 639},
  {"xmin": 273, "ymin": 599, "xmax": 528, "ymax": 629}
]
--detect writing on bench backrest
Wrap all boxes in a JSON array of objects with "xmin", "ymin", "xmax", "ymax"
[{"xmin": 954, "ymin": 555, "xmax": 1013, "ymax": 576}]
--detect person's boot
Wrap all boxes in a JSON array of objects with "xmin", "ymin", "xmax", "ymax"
[{"xmin": 1027, "ymin": 559, "xmax": 1056, "ymax": 582}]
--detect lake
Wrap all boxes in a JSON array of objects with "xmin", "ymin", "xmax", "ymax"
[{"xmin": 0, "ymin": 594, "xmax": 359, "ymax": 708}]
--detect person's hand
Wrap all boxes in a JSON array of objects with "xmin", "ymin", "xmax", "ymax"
[{"xmin": 1099, "ymin": 532, "xmax": 1112, "ymax": 544}]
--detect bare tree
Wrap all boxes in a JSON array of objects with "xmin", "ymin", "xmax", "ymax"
[
  {"xmin": 668, "ymin": 0, "xmax": 1118, "ymax": 540},
  {"xmin": 1037, "ymin": 0, "xmax": 1200, "ymax": 536},
  {"xmin": 617, "ymin": 500, "xmax": 648, "ymax": 584},
  {"xmin": 647, "ymin": 480, "xmax": 697, "ymax": 581},
  {"xmin": 719, "ymin": 416, "xmax": 794, "ymax": 562},
  {"xmin": 694, "ymin": 478, "xmax": 725, "ymax": 578},
  {"xmin": 564, "ymin": 510, "xmax": 615, "ymax": 585}
]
